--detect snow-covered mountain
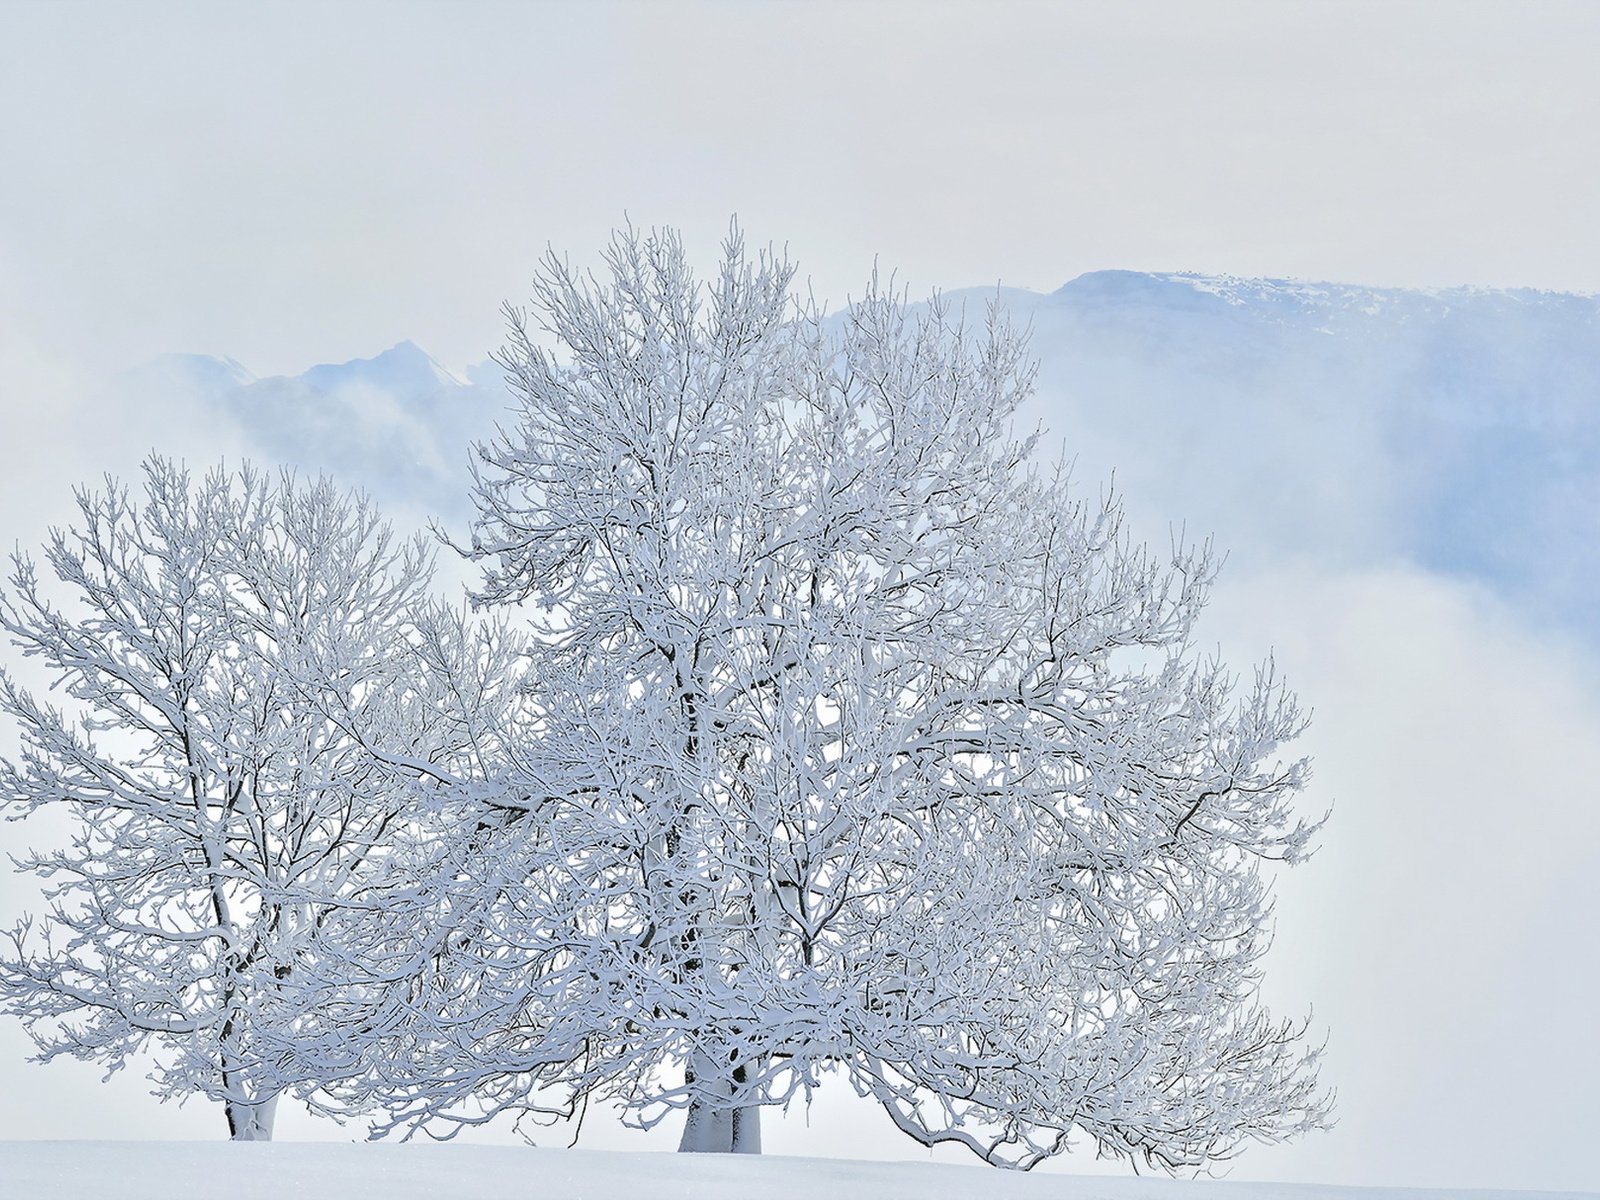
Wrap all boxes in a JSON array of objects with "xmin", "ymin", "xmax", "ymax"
[
  {"xmin": 298, "ymin": 339, "xmax": 466, "ymax": 400},
  {"xmin": 127, "ymin": 273, "xmax": 1599, "ymax": 642},
  {"xmin": 121, "ymin": 351, "xmax": 258, "ymax": 396}
]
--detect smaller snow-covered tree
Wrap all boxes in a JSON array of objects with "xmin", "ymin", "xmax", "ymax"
[{"xmin": 0, "ymin": 459, "xmax": 513, "ymax": 1140}]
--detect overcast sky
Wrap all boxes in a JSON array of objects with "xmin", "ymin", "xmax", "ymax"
[
  {"xmin": 6, "ymin": 1, "xmax": 1600, "ymax": 384},
  {"xmin": 2, "ymin": 2, "xmax": 1598, "ymax": 1194}
]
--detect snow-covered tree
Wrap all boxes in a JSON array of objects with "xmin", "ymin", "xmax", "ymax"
[
  {"xmin": 0, "ymin": 459, "xmax": 514, "ymax": 1140},
  {"xmin": 308, "ymin": 226, "xmax": 1331, "ymax": 1169}
]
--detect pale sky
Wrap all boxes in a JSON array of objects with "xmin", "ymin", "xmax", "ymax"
[
  {"xmin": 2, "ymin": 2, "xmax": 1598, "ymax": 1194},
  {"xmin": 4, "ymin": 1, "xmax": 1600, "ymax": 383}
]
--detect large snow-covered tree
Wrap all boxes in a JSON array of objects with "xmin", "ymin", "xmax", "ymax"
[
  {"xmin": 0, "ymin": 459, "xmax": 514, "ymax": 1140},
  {"xmin": 305, "ymin": 226, "xmax": 1330, "ymax": 1169}
]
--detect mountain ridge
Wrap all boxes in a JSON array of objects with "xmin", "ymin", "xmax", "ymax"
[{"xmin": 121, "ymin": 270, "xmax": 1600, "ymax": 645}]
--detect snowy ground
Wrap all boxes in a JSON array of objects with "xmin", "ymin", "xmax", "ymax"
[{"xmin": 4, "ymin": 1144, "xmax": 1596, "ymax": 1200}]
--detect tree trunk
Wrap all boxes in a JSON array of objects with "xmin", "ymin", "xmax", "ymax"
[
  {"xmin": 678, "ymin": 1097, "xmax": 761, "ymax": 1153},
  {"xmin": 225, "ymin": 1093, "xmax": 280, "ymax": 1141},
  {"xmin": 677, "ymin": 1050, "xmax": 760, "ymax": 1153},
  {"xmin": 730, "ymin": 1102, "xmax": 762, "ymax": 1154}
]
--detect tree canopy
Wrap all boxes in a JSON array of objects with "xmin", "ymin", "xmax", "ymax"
[
  {"xmin": 0, "ymin": 461, "xmax": 513, "ymax": 1139},
  {"xmin": 287, "ymin": 226, "xmax": 1330, "ymax": 1169}
]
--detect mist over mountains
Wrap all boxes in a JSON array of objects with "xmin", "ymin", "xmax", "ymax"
[
  {"xmin": 993, "ymin": 272, "xmax": 1598, "ymax": 629},
  {"xmin": 126, "ymin": 271, "xmax": 1598, "ymax": 643},
  {"xmin": 120, "ymin": 340, "xmax": 507, "ymax": 529}
]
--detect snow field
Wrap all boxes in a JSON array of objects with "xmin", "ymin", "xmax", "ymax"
[{"xmin": 4, "ymin": 1144, "xmax": 1596, "ymax": 1200}]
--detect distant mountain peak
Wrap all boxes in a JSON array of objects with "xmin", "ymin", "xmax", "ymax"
[
  {"xmin": 121, "ymin": 353, "xmax": 257, "ymax": 393},
  {"xmin": 300, "ymin": 341, "xmax": 464, "ymax": 398},
  {"xmin": 1049, "ymin": 269, "xmax": 1261, "ymax": 314},
  {"xmin": 372, "ymin": 340, "xmax": 461, "ymax": 378},
  {"xmin": 1053, "ymin": 269, "xmax": 1599, "ymax": 317}
]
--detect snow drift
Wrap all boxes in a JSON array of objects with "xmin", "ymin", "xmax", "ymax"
[{"xmin": 5, "ymin": 1143, "xmax": 1597, "ymax": 1200}]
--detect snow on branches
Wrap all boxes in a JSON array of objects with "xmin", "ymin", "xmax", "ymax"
[
  {"xmin": 293, "ymin": 226, "xmax": 1330, "ymax": 1168},
  {"xmin": 0, "ymin": 460, "xmax": 517, "ymax": 1139}
]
